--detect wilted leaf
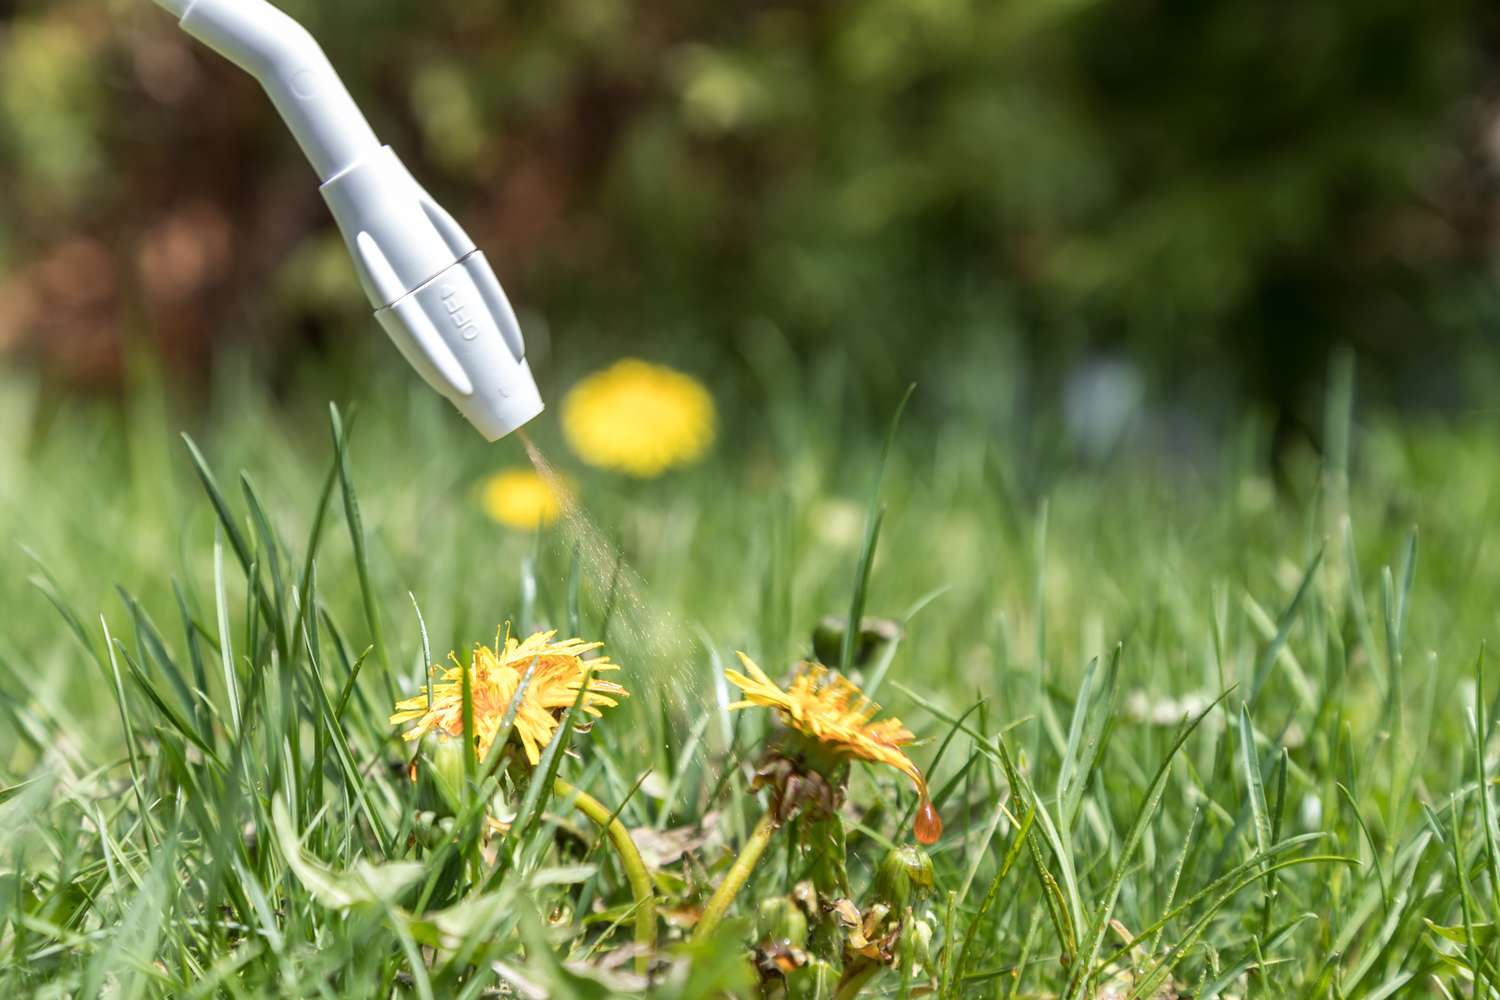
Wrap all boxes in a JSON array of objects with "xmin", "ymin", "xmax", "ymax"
[
  {"xmin": 271, "ymin": 798, "xmax": 422, "ymax": 910},
  {"xmin": 629, "ymin": 810, "xmax": 721, "ymax": 868}
]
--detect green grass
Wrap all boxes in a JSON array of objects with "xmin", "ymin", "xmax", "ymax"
[{"xmin": 4, "ymin": 351, "xmax": 1500, "ymax": 997}]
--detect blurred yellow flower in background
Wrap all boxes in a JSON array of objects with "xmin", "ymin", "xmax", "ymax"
[
  {"xmin": 480, "ymin": 467, "xmax": 564, "ymax": 529},
  {"xmin": 562, "ymin": 359, "xmax": 715, "ymax": 477}
]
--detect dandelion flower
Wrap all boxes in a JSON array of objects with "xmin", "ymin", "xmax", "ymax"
[
  {"xmin": 562, "ymin": 359, "xmax": 715, "ymax": 477},
  {"xmin": 480, "ymin": 467, "xmax": 565, "ymax": 530},
  {"xmin": 391, "ymin": 629, "xmax": 626, "ymax": 766},
  {"xmin": 726, "ymin": 653, "xmax": 942, "ymax": 844}
]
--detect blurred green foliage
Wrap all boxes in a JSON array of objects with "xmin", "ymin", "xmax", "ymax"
[{"xmin": 1, "ymin": 0, "xmax": 1497, "ymax": 428}]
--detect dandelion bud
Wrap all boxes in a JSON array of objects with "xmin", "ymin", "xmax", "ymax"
[
  {"xmin": 757, "ymin": 896, "xmax": 809, "ymax": 949},
  {"xmin": 421, "ymin": 734, "xmax": 467, "ymax": 816},
  {"xmin": 902, "ymin": 911, "xmax": 934, "ymax": 968},
  {"xmin": 812, "ymin": 616, "xmax": 902, "ymax": 669},
  {"xmin": 873, "ymin": 844, "xmax": 935, "ymax": 909}
]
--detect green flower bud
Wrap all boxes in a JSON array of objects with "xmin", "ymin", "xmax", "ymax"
[
  {"xmin": 420, "ymin": 734, "xmax": 467, "ymax": 816},
  {"xmin": 785, "ymin": 957, "xmax": 839, "ymax": 999},
  {"xmin": 902, "ymin": 911, "xmax": 933, "ymax": 968},
  {"xmin": 872, "ymin": 844, "xmax": 934, "ymax": 909},
  {"xmin": 812, "ymin": 616, "xmax": 902, "ymax": 669},
  {"xmin": 757, "ymin": 895, "xmax": 809, "ymax": 949}
]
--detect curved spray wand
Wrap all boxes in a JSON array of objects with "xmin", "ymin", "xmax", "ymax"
[
  {"xmin": 152, "ymin": 0, "xmax": 544, "ymax": 441},
  {"xmin": 151, "ymin": 1, "xmax": 664, "ymax": 961}
]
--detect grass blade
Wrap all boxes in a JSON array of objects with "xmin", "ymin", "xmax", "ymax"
[
  {"xmin": 330, "ymin": 403, "xmax": 389, "ymax": 675},
  {"xmin": 840, "ymin": 382, "xmax": 914, "ymax": 671}
]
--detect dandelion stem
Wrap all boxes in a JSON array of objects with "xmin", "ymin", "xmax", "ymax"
[
  {"xmin": 553, "ymin": 778, "xmax": 656, "ymax": 973},
  {"xmin": 833, "ymin": 957, "xmax": 880, "ymax": 1000},
  {"xmin": 692, "ymin": 809, "xmax": 781, "ymax": 944}
]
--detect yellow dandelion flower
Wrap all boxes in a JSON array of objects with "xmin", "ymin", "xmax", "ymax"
[
  {"xmin": 391, "ymin": 629, "xmax": 626, "ymax": 766},
  {"xmin": 561, "ymin": 359, "xmax": 715, "ymax": 477},
  {"xmin": 480, "ymin": 467, "xmax": 565, "ymax": 530},
  {"xmin": 726, "ymin": 653, "xmax": 942, "ymax": 844}
]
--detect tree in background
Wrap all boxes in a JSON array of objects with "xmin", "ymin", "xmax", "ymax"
[{"xmin": 1, "ymin": 0, "xmax": 1496, "ymax": 433}]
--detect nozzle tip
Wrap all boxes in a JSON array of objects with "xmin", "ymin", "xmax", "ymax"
[{"xmin": 465, "ymin": 369, "xmax": 545, "ymax": 442}]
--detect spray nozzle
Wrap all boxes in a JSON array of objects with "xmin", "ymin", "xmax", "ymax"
[{"xmin": 154, "ymin": 0, "xmax": 544, "ymax": 441}]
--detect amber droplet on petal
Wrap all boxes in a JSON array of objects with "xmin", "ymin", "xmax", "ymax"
[{"xmin": 914, "ymin": 798, "xmax": 943, "ymax": 845}]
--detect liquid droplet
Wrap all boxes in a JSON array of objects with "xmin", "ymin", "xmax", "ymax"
[{"xmin": 914, "ymin": 798, "xmax": 943, "ymax": 845}]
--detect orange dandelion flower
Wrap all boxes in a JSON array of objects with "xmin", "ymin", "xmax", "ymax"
[
  {"xmin": 391, "ymin": 629, "xmax": 626, "ymax": 766},
  {"xmin": 726, "ymin": 653, "xmax": 942, "ymax": 844}
]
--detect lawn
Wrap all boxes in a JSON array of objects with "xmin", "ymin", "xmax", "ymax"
[{"xmin": 2, "ymin": 350, "xmax": 1498, "ymax": 997}]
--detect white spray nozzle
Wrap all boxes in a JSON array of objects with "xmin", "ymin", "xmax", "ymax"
[{"xmin": 155, "ymin": 0, "xmax": 544, "ymax": 441}]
